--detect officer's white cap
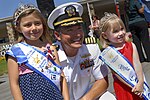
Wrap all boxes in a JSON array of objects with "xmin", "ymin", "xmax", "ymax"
[{"xmin": 47, "ymin": 2, "xmax": 83, "ymax": 29}]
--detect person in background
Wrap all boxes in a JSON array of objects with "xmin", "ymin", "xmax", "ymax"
[
  {"xmin": 140, "ymin": 0, "xmax": 150, "ymax": 23},
  {"xmin": 99, "ymin": 12, "xmax": 144, "ymax": 100},
  {"xmin": 5, "ymin": 4, "xmax": 69, "ymax": 100},
  {"xmin": 125, "ymin": 0, "xmax": 150, "ymax": 62},
  {"xmin": 139, "ymin": 0, "xmax": 150, "ymax": 38},
  {"xmin": 89, "ymin": 15, "xmax": 100, "ymax": 38},
  {"xmin": 47, "ymin": 2, "xmax": 116, "ymax": 100}
]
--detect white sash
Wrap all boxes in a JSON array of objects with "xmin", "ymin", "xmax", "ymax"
[
  {"xmin": 12, "ymin": 42, "xmax": 62, "ymax": 92},
  {"xmin": 99, "ymin": 46, "xmax": 150, "ymax": 100}
]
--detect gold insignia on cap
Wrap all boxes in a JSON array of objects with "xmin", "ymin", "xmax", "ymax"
[
  {"xmin": 61, "ymin": 20, "xmax": 83, "ymax": 26},
  {"xmin": 65, "ymin": 5, "xmax": 76, "ymax": 17},
  {"xmin": 54, "ymin": 17, "xmax": 82, "ymax": 26}
]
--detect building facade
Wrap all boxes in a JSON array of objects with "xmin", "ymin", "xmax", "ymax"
[
  {"xmin": 0, "ymin": 17, "xmax": 14, "ymax": 43},
  {"xmin": 79, "ymin": 0, "xmax": 124, "ymax": 35},
  {"xmin": 0, "ymin": 0, "xmax": 125, "ymax": 44}
]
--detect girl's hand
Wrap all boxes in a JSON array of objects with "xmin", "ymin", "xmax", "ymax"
[{"xmin": 132, "ymin": 82, "xmax": 144, "ymax": 97}]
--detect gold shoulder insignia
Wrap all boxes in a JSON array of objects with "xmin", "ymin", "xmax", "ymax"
[{"xmin": 84, "ymin": 37, "xmax": 97, "ymax": 44}]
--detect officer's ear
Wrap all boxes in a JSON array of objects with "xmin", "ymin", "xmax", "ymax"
[{"xmin": 54, "ymin": 31, "xmax": 61, "ymax": 41}]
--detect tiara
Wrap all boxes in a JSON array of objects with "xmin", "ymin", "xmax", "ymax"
[
  {"xmin": 14, "ymin": 4, "xmax": 40, "ymax": 25},
  {"xmin": 99, "ymin": 12, "xmax": 118, "ymax": 32}
]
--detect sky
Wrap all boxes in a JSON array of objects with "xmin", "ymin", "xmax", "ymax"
[{"xmin": 0, "ymin": 0, "xmax": 78, "ymax": 19}]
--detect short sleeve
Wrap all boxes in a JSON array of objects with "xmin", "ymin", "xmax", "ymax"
[
  {"xmin": 5, "ymin": 43, "xmax": 28, "ymax": 64},
  {"xmin": 5, "ymin": 49, "xmax": 15, "ymax": 61},
  {"xmin": 87, "ymin": 44, "xmax": 108, "ymax": 80}
]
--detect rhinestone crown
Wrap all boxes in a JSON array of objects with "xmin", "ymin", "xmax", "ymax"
[
  {"xmin": 99, "ymin": 12, "xmax": 118, "ymax": 32},
  {"xmin": 14, "ymin": 4, "xmax": 40, "ymax": 25}
]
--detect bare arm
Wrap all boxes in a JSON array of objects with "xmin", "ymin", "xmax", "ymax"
[
  {"xmin": 80, "ymin": 76, "xmax": 108, "ymax": 100},
  {"xmin": 112, "ymin": 43, "xmax": 144, "ymax": 97},
  {"xmin": 61, "ymin": 72, "xmax": 70, "ymax": 100},
  {"xmin": 132, "ymin": 43, "xmax": 144, "ymax": 96},
  {"xmin": 7, "ymin": 56, "xmax": 23, "ymax": 100},
  {"xmin": 112, "ymin": 71, "xmax": 132, "ymax": 88},
  {"xmin": 89, "ymin": 20, "xmax": 100, "ymax": 30}
]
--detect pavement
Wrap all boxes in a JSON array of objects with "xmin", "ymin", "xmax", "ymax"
[
  {"xmin": 0, "ymin": 62, "xmax": 150, "ymax": 100},
  {"xmin": 0, "ymin": 74, "xmax": 13, "ymax": 100}
]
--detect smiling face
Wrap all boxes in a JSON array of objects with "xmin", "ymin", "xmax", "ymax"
[
  {"xmin": 106, "ymin": 24, "xmax": 126, "ymax": 46},
  {"xmin": 61, "ymin": 24, "xmax": 84, "ymax": 48},
  {"xmin": 101, "ymin": 18, "xmax": 126, "ymax": 47},
  {"xmin": 55, "ymin": 24, "xmax": 84, "ymax": 53},
  {"xmin": 17, "ymin": 12, "xmax": 43, "ymax": 41}
]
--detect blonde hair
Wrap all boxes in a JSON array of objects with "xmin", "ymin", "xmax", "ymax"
[
  {"xmin": 13, "ymin": 4, "xmax": 52, "ymax": 44},
  {"xmin": 99, "ymin": 12, "xmax": 126, "ymax": 48}
]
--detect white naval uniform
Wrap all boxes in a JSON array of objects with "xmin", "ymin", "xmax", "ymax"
[{"xmin": 56, "ymin": 41, "xmax": 108, "ymax": 100}]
